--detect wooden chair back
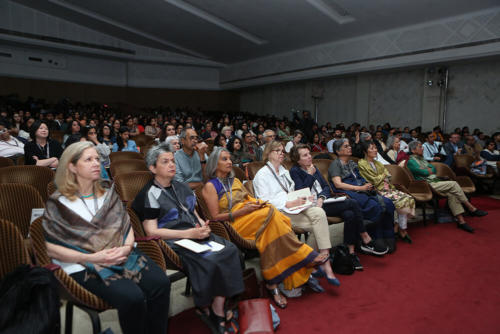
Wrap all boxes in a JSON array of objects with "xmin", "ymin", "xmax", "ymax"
[
  {"xmin": 0, "ymin": 165, "xmax": 54, "ymax": 202},
  {"xmin": 114, "ymin": 171, "xmax": 153, "ymax": 207},
  {"xmin": 109, "ymin": 151, "xmax": 143, "ymax": 163},
  {"xmin": 110, "ymin": 159, "xmax": 148, "ymax": 178},
  {"xmin": 0, "ymin": 184, "xmax": 45, "ymax": 237},
  {"xmin": 247, "ymin": 161, "xmax": 265, "ymax": 180},
  {"xmin": 0, "ymin": 219, "xmax": 31, "ymax": 279}
]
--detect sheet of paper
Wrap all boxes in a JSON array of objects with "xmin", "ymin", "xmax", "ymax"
[
  {"xmin": 207, "ymin": 241, "xmax": 225, "ymax": 252},
  {"xmin": 30, "ymin": 208, "xmax": 45, "ymax": 224},
  {"xmin": 286, "ymin": 188, "xmax": 313, "ymax": 210},
  {"xmin": 174, "ymin": 239, "xmax": 211, "ymax": 253},
  {"xmin": 323, "ymin": 196, "xmax": 347, "ymax": 204}
]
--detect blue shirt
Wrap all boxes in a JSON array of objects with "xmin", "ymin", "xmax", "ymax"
[
  {"xmin": 112, "ymin": 140, "xmax": 138, "ymax": 152},
  {"xmin": 174, "ymin": 149, "xmax": 203, "ymax": 183}
]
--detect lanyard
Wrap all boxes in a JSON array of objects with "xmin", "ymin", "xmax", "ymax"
[
  {"xmin": 3, "ymin": 138, "xmax": 19, "ymax": 147},
  {"xmin": 154, "ymin": 180, "xmax": 196, "ymax": 226},
  {"xmin": 37, "ymin": 142, "xmax": 50, "ymax": 159},
  {"xmin": 265, "ymin": 163, "xmax": 291, "ymax": 193},
  {"xmin": 218, "ymin": 178, "xmax": 233, "ymax": 210}
]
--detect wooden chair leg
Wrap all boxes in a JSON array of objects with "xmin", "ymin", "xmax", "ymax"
[
  {"xmin": 65, "ymin": 301, "xmax": 74, "ymax": 334},
  {"xmin": 182, "ymin": 277, "xmax": 192, "ymax": 297},
  {"xmin": 421, "ymin": 204, "xmax": 427, "ymax": 226},
  {"xmin": 79, "ymin": 306, "xmax": 102, "ymax": 334},
  {"xmin": 65, "ymin": 301, "xmax": 102, "ymax": 334},
  {"xmin": 433, "ymin": 198, "xmax": 439, "ymax": 224}
]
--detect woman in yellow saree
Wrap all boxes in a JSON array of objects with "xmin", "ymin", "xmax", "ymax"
[{"xmin": 202, "ymin": 147, "xmax": 327, "ymax": 309}]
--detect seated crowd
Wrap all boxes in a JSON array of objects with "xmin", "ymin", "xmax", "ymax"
[{"xmin": 0, "ymin": 95, "xmax": 498, "ymax": 333}]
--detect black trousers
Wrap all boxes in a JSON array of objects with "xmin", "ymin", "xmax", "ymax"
[
  {"xmin": 71, "ymin": 255, "xmax": 171, "ymax": 334},
  {"xmin": 322, "ymin": 198, "xmax": 366, "ymax": 246}
]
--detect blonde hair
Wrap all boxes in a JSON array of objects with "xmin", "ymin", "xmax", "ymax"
[
  {"xmin": 55, "ymin": 141, "xmax": 105, "ymax": 201},
  {"xmin": 262, "ymin": 140, "xmax": 283, "ymax": 162}
]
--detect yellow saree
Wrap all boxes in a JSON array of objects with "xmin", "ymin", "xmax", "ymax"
[{"xmin": 214, "ymin": 178, "xmax": 314, "ymax": 289}]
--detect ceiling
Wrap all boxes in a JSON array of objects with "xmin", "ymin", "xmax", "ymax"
[{"xmin": 13, "ymin": 0, "xmax": 500, "ymax": 64}]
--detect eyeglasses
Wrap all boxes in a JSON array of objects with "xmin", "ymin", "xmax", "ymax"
[
  {"xmin": 188, "ymin": 135, "xmax": 199, "ymax": 141},
  {"xmin": 272, "ymin": 149, "xmax": 285, "ymax": 154}
]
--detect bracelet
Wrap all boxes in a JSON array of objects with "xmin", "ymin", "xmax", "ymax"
[
  {"xmin": 200, "ymin": 160, "xmax": 206, "ymax": 164},
  {"xmin": 228, "ymin": 211, "xmax": 234, "ymax": 222}
]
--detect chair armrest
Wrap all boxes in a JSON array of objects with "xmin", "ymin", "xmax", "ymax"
[
  {"xmin": 135, "ymin": 240, "xmax": 167, "ymax": 271},
  {"xmin": 43, "ymin": 263, "xmax": 61, "ymax": 271},
  {"xmin": 220, "ymin": 221, "xmax": 257, "ymax": 250},
  {"xmin": 135, "ymin": 235, "xmax": 161, "ymax": 242},
  {"xmin": 455, "ymin": 175, "xmax": 475, "ymax": 188},
  {"xmin": 208, "ymin": 220, "xmax": 231, "ymax": 241},
  {"xmin": 393, "ymin": 183, "xmax": 410, "ymax": 194},
  {"xmin": 52, "ymin": 267, "xmax": 110, "ymax": 311},
  {"xmin": 407, "ymin": 180, "xmax": 432, "ymax": 193}
]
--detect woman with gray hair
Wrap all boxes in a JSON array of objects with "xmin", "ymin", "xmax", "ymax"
[
  {"xmin": 132, "ymin": 143, "xmax": 244, "ymax": 333},
  {"xmin": 164, "ymin": 135, "xmax": 180, "ymax": 152},
  {"xmin": 329, "ymin": 138, "xmax": 396, "ymax": 253},
  {"xmin": 203, "ymin": 146, "xmax": 328, "ymax": 310}
]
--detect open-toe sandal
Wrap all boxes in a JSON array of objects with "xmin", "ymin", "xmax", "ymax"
[
  {"xmin": 209, "ymin": 307, "xmax": 228, "ymax": 334},
  {"xmin": 267, "ymin": 287, "xmax": 287, "ymax": 309},
  {"xmin": 307, "ymin": 253, "xmax": 329, "ymax": 268}
]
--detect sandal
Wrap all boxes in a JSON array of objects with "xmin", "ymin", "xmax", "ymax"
[
  {"xmin": 209, "ymin": 307, "xmax": 228, "ymax": 334},
  {"xmin": 267, "ymin": 287, "xmax": 287, "ymax": 309},
  {"xmin": 306, "ymin": 252, "xmax": 329, "ymax": 268},
  {"xmin": 195, "ymin": 307, "xmax": 214, "ymax": 332}
]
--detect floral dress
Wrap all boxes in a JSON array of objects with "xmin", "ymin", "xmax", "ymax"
[{"xmin": 358, "ymin": 159, "xmax": 415, "ymax": 216}]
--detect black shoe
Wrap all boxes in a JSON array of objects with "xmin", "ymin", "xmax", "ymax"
[
  {"xmin": 470, "ymin": 209, "xmax": 488, "ymax": 217},
  {"xmin": 385, "ymin": 238, "xmax": 397, "ymax": 254},
  {"xmin": 457, "ymin": 222, "xmax": 474, "ymax": 233},
  {"xmin": 350, "ymin": 253, "xmax": 363, "ymax": 271},
  {"xmin": 360, "ymin": 240, "xmax": 388, "ymax": 256},
  {"xmin": 306, "ymin": 276, "xmax": 324, "ymax": 293}
]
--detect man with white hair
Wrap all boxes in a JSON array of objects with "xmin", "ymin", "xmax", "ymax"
[
  {"xmin": 260, "ymin": 129, "xmax": 276, "ymax": 152},
  {"xmin": 221, "ymin": 126, "xmax": 233, "ymax": 144}
]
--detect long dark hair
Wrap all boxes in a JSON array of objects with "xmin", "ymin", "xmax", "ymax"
[
  {"xmin": 227, "ymin": 137, "xmax": 242, "ymax": 153},
  {"xmin": 115, "ymin": 126, "xmax": 129, "ymax": 151}
]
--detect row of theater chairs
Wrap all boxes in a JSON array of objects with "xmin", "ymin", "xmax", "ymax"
[
  {"xmin": 0, "ymin": 181, "xmax": 188, "ymax": 334},
  {"xmin": 0, "ymin": 153, "xmax": 483, "ymax": 332},
  {"xmin": 0, "ymin": 161, "xmax": 251, "ymax": 333}
]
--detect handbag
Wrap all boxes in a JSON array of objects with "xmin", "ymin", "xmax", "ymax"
[
  {"xmin": 331, "ymin": 245, "xmax": 354, "ymax": 275},
  {"xmin": 238, "ymin": 299, "xmax": 274, "ymax": 334}
]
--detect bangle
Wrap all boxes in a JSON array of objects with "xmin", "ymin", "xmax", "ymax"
[{"xmin": 228, "ymin": 212, "xmax": 234, "ymax": 222}]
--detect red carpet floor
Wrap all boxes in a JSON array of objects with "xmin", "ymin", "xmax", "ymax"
[{"xmin": 169, "ymin": 196, "xmax": 500, "ymax": 334}]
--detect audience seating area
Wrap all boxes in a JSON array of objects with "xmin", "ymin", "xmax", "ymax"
[{"xmin": 1, "ymin": 94, "xmax": 499, "ymax": 333}]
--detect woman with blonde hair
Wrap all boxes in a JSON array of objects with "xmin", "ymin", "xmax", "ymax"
[
  {"xmin": 43, "ymin": 141, "xmax": 170, "ymax": 334},
  {"xmin": 253, "ymin": 141, "xmax": 340, "ymax": 287}
]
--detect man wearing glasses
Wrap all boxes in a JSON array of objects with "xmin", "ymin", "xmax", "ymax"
[
  {"xmin": 261, "ymin": 129, "xmax": 276, "ymax": 152},
  {"xmin": 174, "ymin": 128, "xmax": 208, "ymax": 189}
]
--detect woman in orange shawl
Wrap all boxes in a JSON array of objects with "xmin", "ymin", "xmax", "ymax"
[{"xmin": 202, "ymin": 147, "xmax": 326, "ymax": 309}]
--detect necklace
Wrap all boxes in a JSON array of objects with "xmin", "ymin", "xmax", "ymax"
[{"xmin": 79, "ymin": 186, "xmax": 98, "ymax": 217}]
